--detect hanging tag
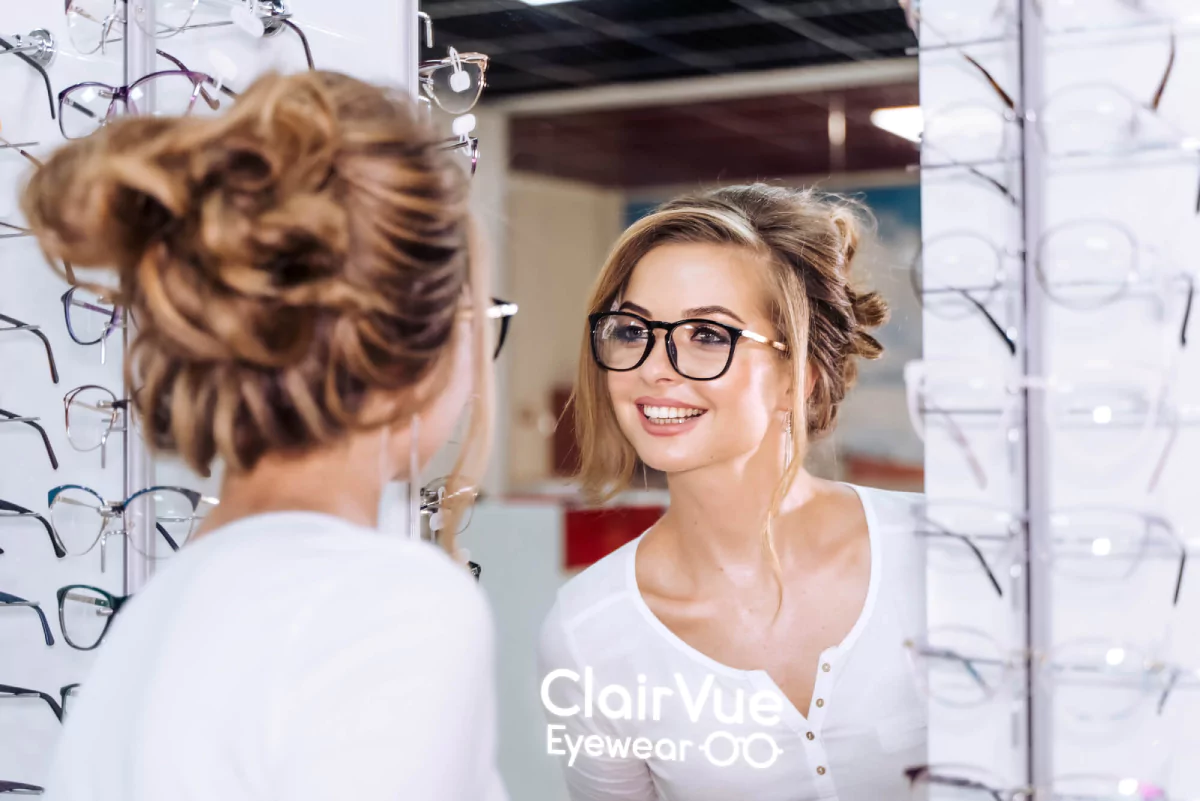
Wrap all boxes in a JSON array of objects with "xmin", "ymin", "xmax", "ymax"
[
  {"xmin": 452, "ymin": 113, "xmax": 476, "ymax": 137},
  {"xmin": 207, "ymin": 49, "xmax": 239, "ymax": 93},
  {"xmin": 230, "ymin": 4, "xmax": 266, "ymax": 38},
  {"xmin": 447, "ymin": 47, "xmax": 470, "ymax": 93}
]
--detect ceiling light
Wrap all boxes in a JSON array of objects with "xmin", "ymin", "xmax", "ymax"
[
  {"xmin": 517, "ymin": 0, "xmax": 583, "ymax": 5},
  {"xmin": 870, "ymin": 105, "xmax": 923, "ymax": 143}
]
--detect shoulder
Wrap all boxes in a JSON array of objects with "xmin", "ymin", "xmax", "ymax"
[
  {"xmin": 848, "ymin": 484, "xmax": 923, "ymax": 533},
  {"xmin": 538, "ymin": 537, "xmax": 639, "ymax": 670}
]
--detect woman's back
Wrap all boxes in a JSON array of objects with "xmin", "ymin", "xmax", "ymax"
[{"xmin": 47, "ymin": 512, "xmax": 504, "ymax": 801}]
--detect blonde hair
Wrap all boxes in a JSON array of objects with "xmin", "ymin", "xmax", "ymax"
[
  {"xmin": 21, "ymin": 71, "xmax": 491, "ymax": 555},
  {"xmin": 573, "ymin": 184, "xmax": 887, "ymax": 577}
]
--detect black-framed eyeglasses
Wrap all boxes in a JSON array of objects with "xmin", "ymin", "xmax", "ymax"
[
  {"xmin": 0, "ymin": 779, "xmax": 43, "ymax": 795},
  {"xmin": 589, "ymin": 311, "xmax": 788, "ymax": 381},
  {"xmin": 57, "ymin": 584, "xmax": 128, "ymax": 651},
  {"xmin": 0, "ymin": 497, "xmax": 60, "ymax": 558},
  {"xmin": 0, "ymin": 408, "xmax": 59, "ymax": 469},
  {"xmin": 0, "ymin": 30, "xmax": 57, "ymax": 120},
  {"xmin": 0, "ymin": 683, "xmax": 64, "ymax": 723},
  {"xmin": 488, "ymin": 297, "xmax": 517, "ymax": 360},
  {"xmin": 64, "ymin": 385, "xmax": 130, "ymax": 468},
  {"xmin": 0, "ymin": 313, "xmax": 59, "ymax": 384},
  {"xmin": 0, "ymin": 590, "xmax": 55, "ymax": 646},
  {"xmin": 61, "ymin": 286, "xmax": 126, "ymax": 365}
]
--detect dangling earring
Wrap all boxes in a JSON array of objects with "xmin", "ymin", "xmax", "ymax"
[
  {"xmin": 783, "ymin": 411, "xmax": 793, "ymax": 470},
  {"xmin": 407, "ymin": 414, "xmax": 422, "ymax": 540}
]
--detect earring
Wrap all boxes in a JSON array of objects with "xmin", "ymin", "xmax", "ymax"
[{"xmin": 783, "ymin": 411, "xmax": 793, "ymax": 470}]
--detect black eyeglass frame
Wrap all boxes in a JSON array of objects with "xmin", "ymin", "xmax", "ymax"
[
  {"xmin": 0, "ymin": 313, "xmax": 59, "ymax": 383},
  {"xmin": 0, "ymin": 408, "xmax": 59, "ymax": 469},
  {"xmin": 0, "ymin": 591, "xmax": 55, "ymax": 646},
  {"xmin": 588, "ymin": 311, "xmax": 788, "ymax": 382},
  {"xmin": 56, "ymin": 584, "xmax": 129, "ymax": 651}
]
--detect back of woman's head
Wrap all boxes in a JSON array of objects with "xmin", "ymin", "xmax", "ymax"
[
  {"xmin": 22, "ymin": 70, "xmax": 487, "ymax": 476},
  {"xmin": 575, "ymin": 182, "xmax": 888, "ymax": 501}
]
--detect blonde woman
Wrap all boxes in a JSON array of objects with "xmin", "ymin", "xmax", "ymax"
[
  {"xmin": 539, "ymin": 185, "xmax": 926, "ymax": 800},
  {"xmin": 23, "ymin": 73, "xmax": 505, "ymax": 801}
]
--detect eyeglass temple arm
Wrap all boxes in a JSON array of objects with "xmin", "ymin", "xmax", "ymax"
[
  {"xmin": 0, "ymin": 37, "xmax": 56, "ymax": 120},
  {"xmin": 922, "ymin": 646, "xmax": 991, "ymax": 691},
  {"xmin": 1149, "ymin": 30, "xmax": 1176, "ymax": 113},
  {"xmin": 0, "ymin": 409, "xmax": 59, "ymax": 469},
  {"xmin": 0, "ymin": 499, "xmax": 65, "ymax": 558},
  {"xmin": 0, "ymin": 314, "xmax": 59, "ymax": 383},
  {"xmin": 0, "ymin": 778, "xmax": 44, "ymax": 794},
  {"xmin": 1178, "ymin": 273, "xmax": 1193, "ymax": 347},
  {"xmin": 0, "ymin": 684, "xmax": 63, "ymax": 723},
  {"xmin": 0, "ymin": 592, "xmax": 54, "ymax": 646},
  {"xmin": 918, "ymin": 524, "xmax": 1004, "ymax": 597},
  {"xmin": 155, "ymin": 50, "xmax": 239, "ymax": 103},
  {"xmin": 956, "ymin": 291, "xmax": 1016, "ymax": 355},
  {"xmin": 279, "ymin": 19, "xmax": 314, "ymax": 70}
]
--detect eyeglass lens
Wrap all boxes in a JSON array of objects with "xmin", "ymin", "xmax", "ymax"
[{"xmin": 592, "ymin": 313, "xmax": 734, "ymax": 380}]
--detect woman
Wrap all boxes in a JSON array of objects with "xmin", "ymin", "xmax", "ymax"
[
  {"xmin": 539, "ymin": 185, "xmax": 926, "ymax": 801},
  {"xmin": 23, "ymin": 72, "xmax": 506, "ymax": 800}
]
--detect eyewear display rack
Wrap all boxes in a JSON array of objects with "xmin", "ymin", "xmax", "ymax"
[
  {"xmin": 916, "ymin": 0, "xmax": 1200, "ymax": 796},
  {"xmin": 0, "ymin": 0, "xmax": 421, "ymax": 791}
]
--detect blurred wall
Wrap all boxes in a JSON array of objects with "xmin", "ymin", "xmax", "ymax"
[{"xmin": 505, "ymin": 173, "xmax": 625, "ymax": 488}]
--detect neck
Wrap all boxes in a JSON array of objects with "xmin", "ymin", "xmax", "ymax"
[
  {"xmin": 660, "ymin": 437, "xmax": 818, "ymax": 571},
  {"xmin": 193, "ymin": 434, "xmax": 387, "ymax": 537}
]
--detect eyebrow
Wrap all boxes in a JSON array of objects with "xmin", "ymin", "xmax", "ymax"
[{"xmin": 618, "ymin": 301, "xmax": 748, "ymax": 327}]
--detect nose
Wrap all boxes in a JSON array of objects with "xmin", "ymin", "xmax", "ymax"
[{"xmin": 637, "ymin": 330, "xmax": 679, "ymax": 384}]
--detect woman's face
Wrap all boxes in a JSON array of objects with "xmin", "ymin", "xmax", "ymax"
[{"xmin": 605, "ymin": 242, "xmax": 790, "ymax": 476}]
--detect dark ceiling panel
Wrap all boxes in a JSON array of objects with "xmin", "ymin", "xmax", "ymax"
[{"xmin": 420, "ymin": 0, "xmax": 916, "ymax": 97}]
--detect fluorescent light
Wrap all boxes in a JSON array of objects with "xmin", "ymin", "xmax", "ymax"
[
  {"xmin": 870, "ymin": 105, "xmax": 923, "ymax": 143},
  {"xmin": 518, "ymin": 0, "xmax": 583, "ymax": 5}
]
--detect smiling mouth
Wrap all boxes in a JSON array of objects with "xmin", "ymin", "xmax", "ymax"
[{"xmin": 639, "ymin": 404, "xmax": 708, "ymax": 425}]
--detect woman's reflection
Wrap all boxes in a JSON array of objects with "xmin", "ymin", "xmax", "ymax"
[{"xmin": 539, "ymin": 184, "xmax": 927, "ymax": 801}]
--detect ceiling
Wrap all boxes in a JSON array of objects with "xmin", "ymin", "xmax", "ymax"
[
  {"xmin": 420, "ymin": 0, "xmax": 915, "ymax": 96},
  {"xmin": 420, "ymin": 0, "xmax": 918, "ymax": 188}
]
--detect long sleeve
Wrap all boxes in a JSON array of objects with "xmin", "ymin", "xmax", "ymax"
[{"xmin": 537, "ymin": 601, "xmax": 659, "ymax": 801}]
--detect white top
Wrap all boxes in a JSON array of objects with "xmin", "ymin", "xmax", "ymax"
[
  {"xmin": 537, "ymin": 485, "xmax": 927, "ymax": 801},
  {"xmin": 44, "ymin": 512, "xmax": 508, "ymax": 801}
]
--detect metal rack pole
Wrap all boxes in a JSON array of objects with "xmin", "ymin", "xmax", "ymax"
[
  {"xmin": 1018, "ymin": 0, "xmax": 1054, "ymax": 786},
  {"xmin": 123, "ymin": 1, "xmax": 156, "ymax": 597}
]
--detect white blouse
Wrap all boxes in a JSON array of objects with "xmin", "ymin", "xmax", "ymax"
[{"xmin": 538, "ymin": 485, "xmax": 927, "ymax": 801}]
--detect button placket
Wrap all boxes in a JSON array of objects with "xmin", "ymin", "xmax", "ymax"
[{"xmin": 804, "ymin": 649, "xmax": 839, "ymax": 796}]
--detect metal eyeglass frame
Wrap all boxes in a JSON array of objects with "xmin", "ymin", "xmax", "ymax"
[
  {"xmin": 0, "ymin": 30, "xmax": 57, "ymax": 120},
  {"xmin": 56, "ymin": 584, "xmax": 129, "ymax": 651},
  {"xmin": 0, "ymin": 590, "xmax": 55, "ymax": 646},
  {"xmin": 419, "ymin": 48, "xmax": 489, "ymax": 115},
  {"xmin": 419, "ymin": 478, "xmax": 481, "ymax": 581},
  {"xmin": 588, "ymin": 310, "xmax": 789, "ymax": 381},
  {"xmin": 0, "ymin": 313, "xmax": 59, "ymax": 384},
  {"xmin": 58, "ymin": 50, "xmax": 238, "ymax": 141},
  {"xmin": 60, "ymin": 287, "xmax": 126, "ymax": 366},
  {"xmin": 0, "ymin": 408, "xmax": 59, "ymax": 469},
  {"xmin": 904, "ymin": 764, "xmax": 1166, "ymax": 801},
  {"xmin": 126, "ymin": 0, "xmax": 315, "ymax": 69},
  {"xmin": 64, "ymin": 385, "xmax": 130, "ymax": 469},
  {"xmin": 0, "ymin": 498, "xmax": 60, "ymax": 558},
  {"xmin": 46, "ymin": 485, "xmax": 207, "ymax": 572},
  {"xmin": 441, "ymin": 135, "xmax": 479, "ymax": 178}
]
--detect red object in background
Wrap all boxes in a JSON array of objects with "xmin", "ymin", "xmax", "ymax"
[{"xmin": 564, "ymin": 506, "xmax": 665, "ymax": 570}]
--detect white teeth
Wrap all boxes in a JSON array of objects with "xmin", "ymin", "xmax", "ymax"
[{"xmin": 641, "ymin": 405, "xmax": 705, "ymax": 423}]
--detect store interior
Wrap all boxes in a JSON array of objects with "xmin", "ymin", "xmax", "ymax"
[{"xmin": 4, "ymin": 0, "xmax": 1200, "ymax": 798}]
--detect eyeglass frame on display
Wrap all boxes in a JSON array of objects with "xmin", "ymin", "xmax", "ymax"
[
  {"xmin": 904, "ymin": 359, "xmax": 1179, "ymax": 493},
  {"xmin": 419, "ymin": 48, "xmax": 489, "ymax": 116},
  {"xmin": 0, "ymin": 591, "xmax": 55, "ymax": 646},
  {"xmin": 0, "ymin": 408, "xmax": 59, "ymax": 470},
  {"xmin": 0, "ymin": 31, "xmax": 57, "ymax": 120},
  {"xmin": 0, "ymin": 498, "xmax": 60, "ymax": 558},
  {"xmin": 57, "ymin": 50, "xmax": 238, "ymax": 141},
  {"xmin": 1, "ymin": 137, "xmax": 77, "ymax": 284},
  {"xmin": 442, "ymin": 135, "xmax": 479, "ymax": 178},
  {"xmin": 0, "ymin": 313, "xmax": 59, "ymax": 384},
  {"xmin": 63, "ymin": 385, "xmax": 129, "ymax": 469},
  {"xmin": 60, "ymin": 286, "xmax": 127, "ymax": 365},
  {"xmin": 56, "ymin": 584, "xmax": 128, "ymax": 651},
  {"xmin": 915, "ymin": 500, "xmax": 1188, "ymax": 605},
  {"xmin": 589, "ymin": 308, "xmax": 788, "ymax": 382},
  {"xmin": 0, "ymin": 683, "xmax": 64, "ymax": 723},
  {"xmin": 903, "ymin": 764, "xmax": 1165, "ymax": 801},
  {"xmin": 0, "ymin": 779, "xmax": 43, "ymax": 795}
]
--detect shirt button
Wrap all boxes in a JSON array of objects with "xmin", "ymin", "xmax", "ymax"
[
  {"xmin": 806, "ymin": 732, "xmax": 815, "ymax": 741},
  {"xmin": 817, "ymin": 766, "xmax": 827, "ymax": 776},
  {"xmin": 822, "ymin": 663, "xmax": 831, "ymax": 672},
  {"xmin": 815, "ymin": 698, "xmax": 825, "ymax": 708}
]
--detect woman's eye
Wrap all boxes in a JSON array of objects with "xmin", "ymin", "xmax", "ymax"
[
  {"xmin": 614, "ymin": 325, "xmax": 648, "ymax": 342},
  {"xmin": 691, "ymin": 325, "xmax": 730, "ymax": 345}
]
